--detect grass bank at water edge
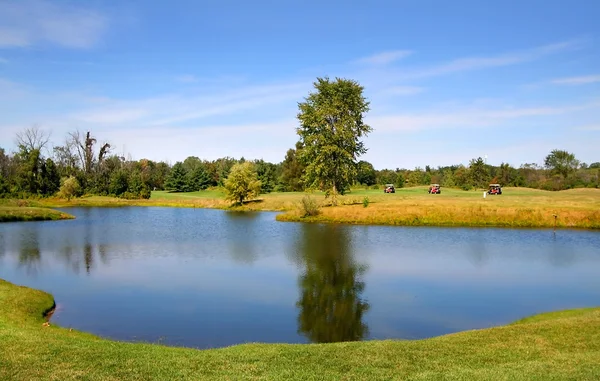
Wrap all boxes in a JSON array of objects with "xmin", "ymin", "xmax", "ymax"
[
  {"xmin": 1, "ymin": 279, "xmax": 599, "ymax": 380},
  {"xmin": 0, "ymin": 206, "xmax": 74, "ymax": 222},
  {"xmin": 6, "ymin": 187, "xmax": 600, "ymax": 228}
]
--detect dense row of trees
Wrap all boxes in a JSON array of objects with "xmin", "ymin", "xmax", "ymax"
[
  {"xmin": 1, "ymin": 128, "xmax": 597, "ymax": 202},
  {"xmin": 367, "ymin": 151, "xmax": 599, "ymax": 192},
  {"xmin": 0, "ymin": 126, "xmax": 597, "ymax": 201},
  {"xmin": 1, "ymin": 77, "xmax": 598, "ymax": 201}
]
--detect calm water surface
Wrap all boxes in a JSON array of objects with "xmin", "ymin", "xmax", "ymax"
[{"xmin": 0, "ymin": 207, "xmax": 599, "ymax": 348}]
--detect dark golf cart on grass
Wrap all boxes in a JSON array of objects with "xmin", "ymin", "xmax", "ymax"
[
  {"xmin": 488, "ymin": 184, "xmax": 502, "ymax": 195},
  {"xmin": 384, "ymin": 184, "xmax": 395, "ymax": 193},
  {"xmin": 428, "ymin": 184, "xmax": 441, "ymax": 194}
]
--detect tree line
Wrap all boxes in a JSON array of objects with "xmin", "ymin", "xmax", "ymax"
[{"xmin": 1, "ymin": 78, "xmax": 598, "ymax": 201}]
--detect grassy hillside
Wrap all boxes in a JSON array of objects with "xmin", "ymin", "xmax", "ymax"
[{"xmin": 0, "ymin": 279, "xmax": 599, "ymax": 380}]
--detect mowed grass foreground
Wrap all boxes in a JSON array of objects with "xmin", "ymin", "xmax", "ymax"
[
  {"xmin": 34, "ymin": 186, "xmax": 600, "ymax": 229},
  {"xmin": 0, "ymin": 279, "xmax": 599, "ymax": 380}
]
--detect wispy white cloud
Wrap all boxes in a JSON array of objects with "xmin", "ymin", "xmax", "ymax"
[
  {"xmin": 0, "ymin": 0, "xmax": 108, "ymax": 49},
  {"xmin": 355, "ymin": 50, "xmax": 412, "ymax": 66},
  {"xmin": 369, "ymin": 100, "xmax": 600, "ymax": 133},
  {"xmin": 399, "ymin": 40, "xmax": 584, "ymax": 80},
  {"xmin": 550, "ymin": 75, "xmax": 600, "ymax": 85},
  {"xmin": 68, "ymin": 82, "xmax": 308, "ymax": 127}
]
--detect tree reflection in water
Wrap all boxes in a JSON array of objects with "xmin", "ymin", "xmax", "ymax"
[
  {"xmin": 18, "ymin": 229, "xmax": 42, "ymax": 276},
  {"xmin": 295, "ymin": 224, "xmax": 369, "ymax": 343}
]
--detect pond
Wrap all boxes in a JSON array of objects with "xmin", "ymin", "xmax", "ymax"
[{"xmin": 1, "ymin": 207, "xmax": 599, "ymax": 349}]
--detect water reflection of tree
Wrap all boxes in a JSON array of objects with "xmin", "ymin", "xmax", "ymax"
[
  {"xmin": 295, "ymin": 224, "xmax": 369, "ymax": 343},
  {"xmin": 18, "ymin": 229, "xmax": 42, "ymax": 276}
]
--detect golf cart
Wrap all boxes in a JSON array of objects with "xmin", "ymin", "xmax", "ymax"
[
  {"xmin": 384, "ymin": 184, "xmax": 395, "ymax": 193},
  {"xmin": 428, "ymin": 184, "xmax": 441, "ymax": 194},
  {"xmin": 488, "ymin": 184, "xmax": 502, "ymax": 195}
]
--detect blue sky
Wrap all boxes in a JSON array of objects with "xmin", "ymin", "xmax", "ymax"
[{"xmin": 0, "ymin": 0, "xmax": 598, "ymax": 169}]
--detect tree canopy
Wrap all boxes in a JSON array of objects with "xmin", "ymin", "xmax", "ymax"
[
  {"xmin": 297, "ymin": 77, "xmax": 372, "ymax": 203},
  {"xmin": 544, "ymin": 150, "xmax": 579, "ymax": 179},
  {"xmin": 224, "ymin": 162, "xmax": 262, "ymax": 205}
]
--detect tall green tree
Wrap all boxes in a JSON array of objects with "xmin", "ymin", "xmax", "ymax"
[
  {"xmin": 297, "ymin": 77, "xmax": 372, "ymax": 204},
  {"xmin": 469, "ymin": 157, "xmax": 489, "ymax": 188},
  {"xmin": 224, "ymin": 162, "xmax": 261, "ymax": 205},
  {"xmin": 280, "ymin": 142, "xmax": 305, "ymax": 191},
  {"xmin": 186, "ymin": 164, "xmax": 211, "ymax": 191},
  {"xmin": 165, "ymin": 162, "xmax": 188, "ymax": 192},
  {"xmin": 254, "ymin": 159, "xmax": 278, "ymax": 193},
  {"xmin": 544, "ymin": 149, "xmax": 579, "ymax": 179},
  {"xmin": 356, "ymin": 160, "xmax": 376, "ymax": 186}
]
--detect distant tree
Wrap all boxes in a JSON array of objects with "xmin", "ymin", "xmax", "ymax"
[
  {"xmin": 127, "ymin": 169, "xmax": 151, "ymax": 199},
  {"xmin": 58, "ymin": 176, "xmax": 82, "ymax": 200},
  {"xmin": 15, "ymin": 125, "xmax": 50, "ymax": 153},
  {"xmin": 376, "ymin": 169, "xmax": 397, "ymax": 185},
  {"xmin": 214, "ymin": 157, "xmax": 238, "ymax": 186},
  {"xmin": 280, "ymin": 142, "xmax": 305, "ymax": 191},
  {"xmin": 39, "ymin": 158, "xmax": 60, "ymax": 195},
  {"xmin": 165, "ymin": 162, "xmax": 188, "ymax": 192},
  {"xmin": 544, "ymin": 149, "xmax": 580, "ymax": 179},
  {"xmin": 15, "ymin": 148, "xmax": 42, "ymax": 195},
  {"xmin": 356, "ymin": 161, "xmax": 376, "ymax": 186},
  {"xmin": 469, "ymin": 157, "xmax": 488, "ymax": 188},
  {"xmin": 589, "ymin": 162, "xmax": 600, "ymax": 169},
  {"xmin": 395, "ymin": 172, "xmax": 405, "ymax": 188},
  {"xmin": 109, "ymin": 169, "xmax": 129, "ymax": 196},
  {"xmin": 408, "ymin": 168, "xmax": 428, "ymax": 186},
  {"xmin": 254, "ymin": 159, "xmax": 278, "ymax": 193},
  {"xmin": 297, "ymin": 77, "xmax": 372, "ymax": 204},
  {"xmin": 186, "ymin": 164, "xmax": 211, "ymax": 191},
  {"xmin": 224, "ymin": 162, "xmax": 261, "ymax": 205},
  {"xmin": 498, "ymin": 162, "xmax": 513, "ymax": 186}
]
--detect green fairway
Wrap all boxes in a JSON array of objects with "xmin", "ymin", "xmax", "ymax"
[
  {"xmin": 0, "ymin": 279, "xmax": 599, "ymax": 380},
  {"xmin": 151, "ymin": 189, "xmax": 225, "ymax": 199}
]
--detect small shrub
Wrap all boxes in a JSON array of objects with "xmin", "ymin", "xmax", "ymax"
[
  {"xmin": 300, "ymin": 195, "xmax": 320, "ymax": 217},
  {"xmin": 139, "ymin": 188, "xmax": 151, "ymax": 199},
  {"xmin": 58, "ymin": 176, "xmax": 82, "ymax": 200},
  {"xmin": 363, "ymin": 196, "xmax": 370, "ymax": 208}
]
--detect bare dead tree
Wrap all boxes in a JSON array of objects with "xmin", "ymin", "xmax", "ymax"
[
  {"xmin": 68, "ymin": 130, "xmax": 86, "ymax": 170},
  {"xmin": 84, "ymin": 131, "xmax": 97, "ymax": 173},
  {"xmin": 15, "ymin": 125, "xmax": 51, "ymax": 152},
  {"xmin": 67, "ymin": 130, "xmax": 112, "ymax": 173},
  {"xmin": 68, "ymin": 130, "xmax": 98, "ymax": 173},
  {"xmin": 98, "ymin": 142, "xmax": 111, "ymax": 165}
]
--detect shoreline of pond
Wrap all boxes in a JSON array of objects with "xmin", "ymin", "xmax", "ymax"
[
  {"xmin": 2, "ymin": 191, "xmax": 599, "ymax": 229},
  {"xmin": 1, "ymin": 278, "xmax": 599, "ymax": 380}
]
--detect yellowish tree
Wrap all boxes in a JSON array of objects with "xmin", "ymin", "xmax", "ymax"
[{"xmin": 224, "ymin": 162, "xmax": 261, "ymax": 205}]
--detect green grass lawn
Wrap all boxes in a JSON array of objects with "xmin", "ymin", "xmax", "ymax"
[
  {"xmin": 0, "ymin": 206, "xmax": 74, "ymax": 222},
  {"xmin": 0, "ymin": 279, "xmax": 599, "ymax": 380}
]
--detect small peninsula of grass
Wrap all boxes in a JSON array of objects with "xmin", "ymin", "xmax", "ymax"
[
  {"xmin": 0, "ymin": 279, "xmax": 599, "ymax": 380},
  {"xmin": 0, "ymin": 206, "xmax": 74, "ymax": 222}
]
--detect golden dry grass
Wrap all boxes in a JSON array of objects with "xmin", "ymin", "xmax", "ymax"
[{"xmin": 28, "ymin": 186, "xmax": 600, "ymax": 228}]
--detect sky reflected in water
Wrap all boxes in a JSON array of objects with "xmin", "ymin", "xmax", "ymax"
[{"xmin": 1, "ymin": 207, "xmax": 599, "ymax": 348}]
